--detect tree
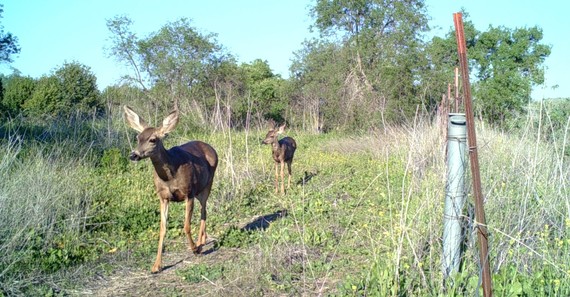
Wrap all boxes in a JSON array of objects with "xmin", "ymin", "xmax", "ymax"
[
  {"xmin": 422, "ymin": 17, "xmax": 478, "ymax": 110},
  {"xmin": 21, "ymin": 62, "xmax": 101, "ymax": 117},
  {"xmin": 22, "ymin": 75, "xmax": 60, "ymax": 116},
  {"xmin": 472, "ymin": 26, "xmax": 550, "ymax": 122},
  {"xmin": 424, "ymin": 18, "xmax": 551, "ymax": 124},
  {"xmin": 290, "ymin": 40, "xmax": 348, "ymax": 131},
  {"xmin": 0, "ymin": 5, "xmax": 20, "ymax": 63},
  {"xmin": 54, "ymin": 61, "xmax": 101, "ymax": 115},
  {"xmin": 241, "ymin": 59, "xmax": 286, "ymax": 123},
  {"xmin": 106, "ymin": 16, "xmax": 230, "ymax": 114},
  {"xmin": 290, "ymin": 0, "xmax": 430, "ymax": 130},
  {"xmin": 1, "ymin": 74, "xmax": 35, "ymax": 115}
]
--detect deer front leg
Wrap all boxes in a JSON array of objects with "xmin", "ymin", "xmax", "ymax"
[
  {"xmin": 152, "ymin": 199, "xmax": 169, "ymax": 273},
  {"xmin": 274, "ymin": 162, "xmax": 279, "ymax": 193},
  {"xmin": 184, "ymin": 198, "xmax": 198, "ymax": 253}
]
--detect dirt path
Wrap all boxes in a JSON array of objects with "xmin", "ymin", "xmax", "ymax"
[
  {"xmin": 74, "ymin": 212, "xmax": 288, "ymax": 296},
  {"xmin": 76, "ymin": 240, "xmax": 245, "ymax": 297}
]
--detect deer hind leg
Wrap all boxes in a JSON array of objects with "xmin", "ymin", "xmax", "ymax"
[
  {"xmin": 184, "ymin": 198, "xmax": 198, "ymax": 253},
  {"xmin": 195, "ymin": 183, "xmax": 212, "ymax": 253},
  {"xmin": 280, "ymin": 161, "xmax": 285, "ymax": 194},
  {"xmin": 287, "ymin": 161, "xmax": 292, "ymax": 190},
  {"xmin": 152, "ymin": 199, "xmax": 169, "ymax": 273}
]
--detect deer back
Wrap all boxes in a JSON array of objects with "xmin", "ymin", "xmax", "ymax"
[
  {"xmin": 155, "ymin": 141, "xmax": 218, "ymax": 201},
  {"xmin": 277, "ymin": 137, "xmax": 296, "ymax": 163}
]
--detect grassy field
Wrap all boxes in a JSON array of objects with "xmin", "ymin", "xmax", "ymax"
[{"xmin": 0, "ymin": 111, "xmax": 569, "ymax": 296}]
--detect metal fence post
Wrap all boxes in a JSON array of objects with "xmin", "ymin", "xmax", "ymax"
[{"xmin": 443, "ymin": 113, "xmax": 467, "ymax": 279}]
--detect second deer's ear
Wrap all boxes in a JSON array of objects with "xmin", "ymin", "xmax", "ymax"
[
  {"xmin": 277, "ymin": 123, "xmax": 286, "ymax": 134},
  {"xmin": 267, "ymin": 119, "xmax": 277, "ymax": 130},
  {"xmin": 124, "ymin": 105, "xmax": 148, "ymax": 133},
  {"xmin": 161, "ymin": 110, "xmax": 180, "ymax": 135}
]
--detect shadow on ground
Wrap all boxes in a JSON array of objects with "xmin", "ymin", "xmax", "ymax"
[
  {"xmin": 297, "ymin": 170, "xmax": 318, "ymax": 186},
  {"xmin": 241, "ymin": 209, "xmax": 288, "ymax": 232}
]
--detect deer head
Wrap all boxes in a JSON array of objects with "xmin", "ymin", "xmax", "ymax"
[
  {"xmin": 262, "ymin": 119, "xmax": 286, "ymax": 145},
  {"xmin": 124, "ymin": 106, "xmax": 179, "ymax": 161}
]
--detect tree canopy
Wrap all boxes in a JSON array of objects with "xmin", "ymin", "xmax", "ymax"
[
  {"xmin": 0, "ymin": 5, "xmax": 20, "ymax": 64},
  {"xmin": 0, "ymin": 5, "xmax": 554, "ymax": 130},
  {"xmin": 1, "ymin": 62, "xmax": 101, "ymax": 118},
  {"xmin": 425, "ymin": 18, "xmax": 551, "ymax": 123}
]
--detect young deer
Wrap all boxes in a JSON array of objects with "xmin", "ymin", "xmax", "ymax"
[
  {"xmin": 124, "ymin": 106, "xmax": 218, "ymax": 273},
  {"xmin": 262, "ymin": 120, "xmax": 297, "ymax": 194}
]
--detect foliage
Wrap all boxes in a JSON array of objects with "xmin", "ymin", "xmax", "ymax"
[
  {"xmin": 215, "ymin": 226, "xmax": 257, "ymax": 249},
  {"xmin": 106, "ymin": 16, "xmax": 292, "ymax": 130},
  {"xmin": 0, "ymin": 4, "xmax": 20, "ymax": 64},
  {"xmin": 472, "ymin": 26, "xmax": 551, "ymax": 122},
  {"xmin": 106, "ymin": 16, "xmax": 230, "ymax": 113},
  {"xmin": 53, "ymin": 61, "xmax": 101, "ymax": 115},
  {"xmin": 508, "ymin": 98, "xmax": 570, "ymax": 155},
  {"xmin": 289, "ymin": 40, "xmax": 348, "ymax": 131},
  {"xmin": 177, "ymin": 263, "xmax": 225, "ymax": 284},
  {"xmin": 1, "ymin": 74, "xmax": 35, "ymax": 115},
  {"xmin": 100, "ymin": 83, "xmax": 146, "ymax": 112},
  {"xmin": 1, "ymin": 62, "xmax": 101, "ymax": 118},
  {"xmin": 102, "ymin": 6, "xmax": 553, "ymax": 131},
  {"xmin": 290, "ymin": 0, "xmax": 431, "ymax": 130},
  {"xmin": 240, "ymin": 59, "xmax": 287, "ymax": 123},
  {"xmin": 425, "ymin": 17, "xmax": 551, "ymax": 124},
  {"xmin": 22, "ymin": 75, "xmax": 61, "ymax": 116}
]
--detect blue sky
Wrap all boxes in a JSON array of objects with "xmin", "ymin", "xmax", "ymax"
[{"xmin": 1, "ymin": 0, "xmax": 568, "ymax": 100}]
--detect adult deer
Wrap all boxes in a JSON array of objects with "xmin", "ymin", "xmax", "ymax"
[
  {"xmin": 262, "ymin": 120, "xmax": 297, "ymax": 194},
  {"xmin": 123, "ymin": 106, "xmax": 218, "ymax": 273}
]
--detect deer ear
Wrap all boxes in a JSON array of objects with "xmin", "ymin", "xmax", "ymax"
[
  {"xmin": 268, "ymin": 119, "xmax": 276, "ymax": 130},
  {"xmin": 161, "ymin": 109, "xmax": 179, "ymax": 135},
  {"xmin": 277, "ymin": 123, "xmax": 286, "ymax": 134},
  {"xmin": 124, "ymin": 106, "xmax": 148, "ymax": 133}
]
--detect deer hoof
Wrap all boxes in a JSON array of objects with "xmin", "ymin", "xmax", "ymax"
[
  {"xmin": 151, "ymin": 264, "xmax": 162, "ymax": 274},
  {"xmin": 193, "ymin": 245, "xmax": 203, "ymax": 255}
]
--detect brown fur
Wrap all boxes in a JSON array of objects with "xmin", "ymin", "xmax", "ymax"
[
  {"xmin": 124, "ymin": 106, "xmax": 218, "ymax": 273},
  {"xmin": 262, "ymin": 120, "xmax": 297, "ymax": 194}
]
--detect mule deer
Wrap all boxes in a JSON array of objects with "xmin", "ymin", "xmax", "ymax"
[
  {"xmin": 124, "ymin": 106, "xmax": 218, "ymax": 273},
  {"xmin": 262, "ymin": 120, "xmax": 297, "ymax": 194}
]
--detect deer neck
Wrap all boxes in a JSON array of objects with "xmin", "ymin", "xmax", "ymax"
[
  {"xmin": 271, "ymin": 137, "xmax": 282, "ymax": 153},
  {"xmin": 150, "ymin": 142, "xmax": 175, "ymax": 181}
]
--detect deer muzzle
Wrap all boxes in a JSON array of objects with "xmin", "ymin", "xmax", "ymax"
[{"xmin": 129, "ymin": 151, "xmax": 143, "ymax": 161}]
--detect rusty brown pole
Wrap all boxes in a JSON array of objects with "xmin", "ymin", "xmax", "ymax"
[
  {"xmin": 454, "ymin": 67, "xmax": 459, "ymax": 113},
  {"xmin": 453, "ymin": 12, "xmax": 493, "ymax": 296}
]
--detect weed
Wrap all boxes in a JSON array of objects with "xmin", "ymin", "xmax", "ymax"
[{"xmin": 176, "ymin": 263, "xmax": 225, "ymax": 283}]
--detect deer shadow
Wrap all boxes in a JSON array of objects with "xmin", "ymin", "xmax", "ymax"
[
  {"xmin": 297, "ymin": 170, "xmax": 318, "ymax": 186},
  {"xmin": 241, "ymin": 209, "xmax": 288, "ymax": 232},
  {"xmin": 160, "ymin": 238, "xmax": 218, "ymax": 272},
  {"xmin": 161, "ymin": 258, "xmax": 186, "ymax": 272},
  {"xmin": 158, "ymin": 210, "xmax": 287, "ymax": 273}
]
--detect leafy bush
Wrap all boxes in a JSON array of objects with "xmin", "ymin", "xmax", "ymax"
[
  {"xmin": 216, "ymin": 226, "xmax": 257, "ymax": 248},
  {"xmin": 176, "ymin": 263, "xmax": 225, "ymax": 283},
  {"xmin": 1, "ymin": 74, "xmax": 35, "ymax": 115}
]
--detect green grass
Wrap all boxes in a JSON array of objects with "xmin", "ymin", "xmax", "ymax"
[{"xmin": 0, "ymin": 112, "xmax": 569, "ymax": 296}]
